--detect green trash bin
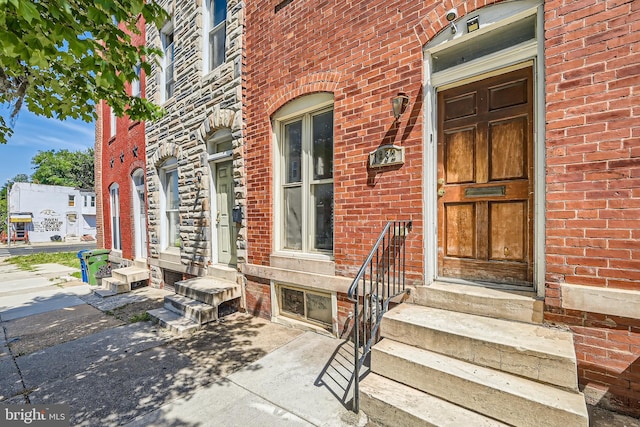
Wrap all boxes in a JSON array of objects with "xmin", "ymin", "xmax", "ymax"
[{"xmin": 85, "ymin": 249, "xmax": 111, "ymax": 286}]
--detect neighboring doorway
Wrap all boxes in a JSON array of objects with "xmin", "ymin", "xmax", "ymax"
[
  {"xmin": 208, "ymin": 130, "xmax": 237, "ymax": 266},
  {"xmin": 132, "ymin": 169, "xmax": 147, "ymax": 259},
  {"xmin": 437, "ymin": 67, "xmax": 534, "ymax": 288}
]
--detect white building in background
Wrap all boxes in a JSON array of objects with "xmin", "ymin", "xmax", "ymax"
[{"xmin": 8, "ymin": 183, "xmax": 97, "ymax": 243}]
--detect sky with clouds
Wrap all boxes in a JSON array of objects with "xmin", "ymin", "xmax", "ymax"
[{"xmin": 0, "ymin": 110, "xmax": 95, "ymax": 185}]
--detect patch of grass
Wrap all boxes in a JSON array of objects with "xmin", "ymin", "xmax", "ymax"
[
  {"xmin": 70, "ymin": 271, "xmax": 82, "ymax": 279},
  {"xmin": 6, "ymin": 251, "xmax": 81, "ymax": 271},
  {"xmin": 129, "ymin": 312, "xmax": 151, "ymax": 323}
]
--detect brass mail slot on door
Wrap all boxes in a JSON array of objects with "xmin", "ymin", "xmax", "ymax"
[{"xmin": 465, "ymin": 185, "xmax": 506, "ymax": 197}]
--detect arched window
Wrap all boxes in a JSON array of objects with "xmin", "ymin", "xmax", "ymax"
[
  {"xmin": 160, "ymin": 158, "xmax": 180, "ymax": 249},
  {"xmin": 109, "ymin": 183, "xmax": 121, "ymax": 250},
  {"xmin": 273, "ymin": 93, "xmax": 334, "ymax": 254}
]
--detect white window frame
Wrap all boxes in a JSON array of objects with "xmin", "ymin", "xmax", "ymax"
[
  {"xmin": 203, "ymin": 0, "xmax": 227, "ymax": 74},
  {"xmin": 161, "ymin": 22, "xmax": 175, "ymax": 102},
  {"xmin": 131, "ymin": 63, "xmax": 141, "ymax": 97},
  {"xmin": 160, "ymin": 158, "xmax": 180, "ymax": 251},
  {"xmin": 109, "ymin": 184, "xmax": 121, "ymax": 251},
  {"xmin": 109, "ymin": 108, "xmax": 116, "ymax": 138},
  {"xmin": 273, "ymin": 93, "xmax": 334, "ymax": 258}
]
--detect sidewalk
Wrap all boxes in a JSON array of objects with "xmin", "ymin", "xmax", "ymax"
[{"xmin": 1, "ymin": 261, "xmax": 639, "ymax": 426}]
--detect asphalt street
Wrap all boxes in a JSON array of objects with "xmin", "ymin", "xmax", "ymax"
[{"xmin": 0, "ymin": 242, "xmax": 96, "ymax": 258}]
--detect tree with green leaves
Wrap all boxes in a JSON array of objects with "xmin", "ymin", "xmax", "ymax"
[
  {"xmin": 0, "ymin": 0, "xmax": 169, "ymax": 143},
  {"xmin": 31, "ymin": 148, "xmax": 95, "ymax": 189}
]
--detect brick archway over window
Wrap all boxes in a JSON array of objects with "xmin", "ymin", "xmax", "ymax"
[{"xmin": 265, "ymin": 72, "xmax": 342, "ymax": 116}]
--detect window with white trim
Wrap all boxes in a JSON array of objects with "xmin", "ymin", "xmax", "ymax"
[
  {"xmin": 161, "ymin": 24, "xmax": 175, "ymax": 101},
  {"xmin": 109, "ymin": 184, "xmax": 121, "ymax": 250},
  {"xmin": 204, "ymin": 0, "xmax": 227, "ymax": 73},
  {"xmin": 274, "ymin": 93, "xmax": 334, "ymax": 254},
  {"xmin": 109, "ymin": 108, "xmax": 116, "ymax": 138},
  {"xmin": 160, "ymin": 158, "xmax": 180, "ymax": 249},
  {"xmin": 131, "ymin": 63, "xmax": 141, "ymax": 97}
]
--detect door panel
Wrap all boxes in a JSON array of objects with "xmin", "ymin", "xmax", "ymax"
[
  {"xmin": 445, "ymin": 129, "xmax": 476, "ymax": 184},
  {"xmin": 437, "ymin": 67, "xmax": 534, "ymax": 287},
  {"xmin": 215, "ymin": 161, "xmax": 236, "ymax": 265}
]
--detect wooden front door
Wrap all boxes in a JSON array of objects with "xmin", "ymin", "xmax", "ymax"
[{"xmin": 437, "ymin": 67, "xmax": 534, "ymax": 287}]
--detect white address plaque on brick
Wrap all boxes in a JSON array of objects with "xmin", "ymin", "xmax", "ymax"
[{"xmin": 369, "ymin": 145, "xmax": 405, "ymax": 168}]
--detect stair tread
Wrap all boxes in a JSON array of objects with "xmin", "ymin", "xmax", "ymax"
[
  {"xmin": 361, "ymin": 372, "xmax": 509, "ymax": 427},
  {"xmin": 374, "ymin": 338, "xmax": 588, "ymax": 417},
  {"xmin": 385, "ymin": 304, "xmax": 575, "ymax": 360},
  {"xmin": 148, "ymin": 308, "xmax": 200, "ymax": 335},
  {"xmin": 176, "ymin": 276, "xmax": 237, "ymax": 293},
  {"xmin": 166, "ymin": 294, "xmax": 216, "ymax": 311},
  {"xmin": 113, "ymin": 266, "xmax": 149, "ymax": 275}
]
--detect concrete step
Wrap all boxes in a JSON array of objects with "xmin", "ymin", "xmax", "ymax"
[
  {"xmin": 207, "ymin": 264, "xmax": 238, "ymax": 282},
  {"xmin": 381, "ymin": 304, "xmax": 578, "ymax": 390},
  {"xmin": 411, "ymin": 282, "xmax": 543, "ymax": 323},
  {"xmin": 175, "ymin": 277, "xmax": 240, "ymax": 306},
  {"xmin": 112, "ymin": 266, "xmax": 150, "ymax": 285},
  {"xmin": 360, "ymin": 372, "xmax": 509, "ymax": 427},
  {"xmin": 101, "ymin": 276, "xmax": 130, "ymax": 294},
  {"xmin": 147, "ymin": 308, "xmax": 200, "ymax": 336},
  {"xmin": 371, "ymin": 339, "xmax": 589, "ymax": 427},
  {"xmin": 133, "ymin": 258, "xmax": 148, "ymax": 269},
  {"xmin": 164, "ymin": 294, "xmax": 217, "ymax": 325}
]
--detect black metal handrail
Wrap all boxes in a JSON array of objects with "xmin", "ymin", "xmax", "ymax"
[{"xmin": 347, "ymin": 220, "xmax": 412, "ymax": 413}]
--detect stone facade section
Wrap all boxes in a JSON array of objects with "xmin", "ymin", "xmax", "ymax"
[{"xmin": 145, "ymin": 0, "xmax": 245, "ymax": 288}]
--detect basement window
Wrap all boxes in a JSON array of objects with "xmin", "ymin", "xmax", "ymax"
[{"xmin": 278, "ymin": 285, "xmax": 332, "ymax": 328}]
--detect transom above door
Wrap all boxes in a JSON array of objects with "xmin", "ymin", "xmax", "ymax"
[{"xmin": 437, "ymin": 67, "xmax": 534, "ymax": 287}]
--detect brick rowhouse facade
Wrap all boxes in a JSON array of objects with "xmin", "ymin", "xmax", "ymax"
[
  {"xmin": 144, "ymin": 0, "xmax": 245, "ymax": 288},
  {"xmin": 98, "ymin": 17, "xmax": 148, "ymax": 263},
  {"xmin": 543, "ymin": 0, "xmax": 640, "ymax": 416},
  {"xmin": 244, "ymin": 0, "xmax": 639, "ymax": 416}
]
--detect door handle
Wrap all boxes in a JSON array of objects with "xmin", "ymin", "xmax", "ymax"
[
  {"xmin": 216, "ymin": 211, "xmax": 220, "ymax": 224},
  {"xmin": 438, "ymin": 188, "xmax": 445, "ymax": 197}
]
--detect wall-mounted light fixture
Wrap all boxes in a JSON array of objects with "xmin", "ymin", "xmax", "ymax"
[
  {"xmin": 392, "ymin": 93, "xmax": 409, "ymax": 121},
  {"xmin": 446, "ymin": 8, "xmax": 458, "ymax": 34}
]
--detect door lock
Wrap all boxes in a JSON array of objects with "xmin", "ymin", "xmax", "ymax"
[{"xmin": 438, "ymin": 188, "xmax": 445, "ymax": 197}]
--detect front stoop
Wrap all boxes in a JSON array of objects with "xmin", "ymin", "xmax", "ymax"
[
  {"xmin": 362, "ymin": 283, "xmax": 589, "ymax": 427},
  {"xmin": 148, "ymin": 276, "xmax": 241, "ymax": 334},
  {"xmin": 93, "ymin": 266, "xmax": 150, "ymax": 298}
]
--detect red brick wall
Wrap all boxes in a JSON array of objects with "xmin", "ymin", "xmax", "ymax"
[
  {"xmin": 95, "ymin": 102, "xmax": 104, "ymax": 248},
  {"xmin": 245, "ymin": 276, "xmax": 272, "ymax": 319},
  {"xmin": 99, "ymin": 17, "xmax": 148, "ymax": 260},
  {"xmin": 245, "ymin": 0, "xmax": 433, "ymax": 282},
  {"xmin": 544, "ymin": 0, "xmax": 640, "ymax": 416}
]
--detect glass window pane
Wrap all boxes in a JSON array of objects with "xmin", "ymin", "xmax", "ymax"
[
  {"xmin": 282, "ymin": 288, "xmax": 305, "ymax": 317},
  {"xmin": 167, "ymin": 211, "xmax": 180, "ymax": 246},
  {"xmin": 306, "ymin": 293, "xmax": 332, "ymax": 325},
  {"xmin": 213, "ymin": 0, "xmax": 227, "ymax": 26},
  {"xmin": 284, "ymin": 120, "xmax": 302, "ymax": 184},
  {"xmin": 166, "ymin": 170, "xmax": 179, "ymax": 210},
  {"xmin": 433, "ymin": 15, "xmax": 536, "ymax": 73},
  {"xmin": 210, "ymin": 25, "xmax": 226, "ymax": 69},
  {"xmin": 312, "ymin": 110, "xmax": 333, "ymax": 180},
  {"xmin": 313, "ymin": 183, "xmax": 333, "ymax": 251},
  {"xmin": 284, "ymin": 186, "xmax": 302, "ymax": 250}
]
